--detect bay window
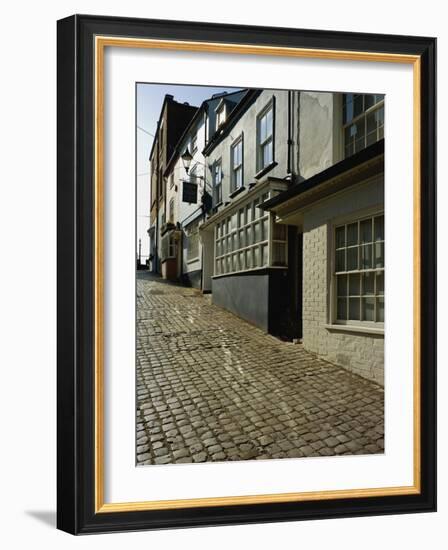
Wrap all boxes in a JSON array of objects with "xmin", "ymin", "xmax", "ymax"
[{"xmin": 214, "ymin": 192, "xmax": 287, "ymax": 276}]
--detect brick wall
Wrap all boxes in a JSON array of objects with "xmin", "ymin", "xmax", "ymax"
[{"xmin": 302, "ymin": 178, "xmax": 384, "ymax": 385}]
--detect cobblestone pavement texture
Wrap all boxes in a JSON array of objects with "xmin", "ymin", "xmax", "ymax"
[{"xmin": 136, "ymin": 273, "xmax": 384, "ymax": 465}]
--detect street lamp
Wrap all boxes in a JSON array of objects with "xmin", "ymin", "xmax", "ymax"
[{"xmin": 181, "ymin": 147, "xmax": 193, "ymax": 174}]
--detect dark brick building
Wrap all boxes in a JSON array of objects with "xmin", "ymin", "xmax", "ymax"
[{"xmin": 149, "ymin": 95, "xmax": 198, "ymax": 273}]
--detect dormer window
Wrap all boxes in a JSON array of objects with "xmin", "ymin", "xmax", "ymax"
[
  {"xmin": 191, "ymin": 132, "xmax": 198, "ymax": 154},
  {"xmin": 215, "ymin": 101, "xmax": 226, "ymax": 130}
]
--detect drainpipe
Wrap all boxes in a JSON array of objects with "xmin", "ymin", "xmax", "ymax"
[
  {"xmin": 287, "ymin": 90, "xmax": 292, "ymax": 176},
  {"xmin": 154, "ymin": 138, "xmax": 160, "ymax": 273}
]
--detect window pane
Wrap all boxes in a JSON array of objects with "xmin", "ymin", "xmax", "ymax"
[
  {"xmin": 364, "ymin": 94, "xmax": 375, "ymax": 110},
  {"xmin": 266, "ymin": 107, "xmax": 273, "ymax": 136},
  {"xmin": 347, "ymin": 246, "xmax": 358, "ymax": 270},
  {"xmin": 231, "ymin": 213, "xmax": 237, "ymax": 230},
  {"xmin": 374, "ymin": 242, "xmax": 384, "ymax": 268},
  {"xmin": 253, "ymin": 198, "xmax": 260, "ymax": 219},
  {"xmin": 337, "ymin": 298, "xmax": 347, "ymax": 320},
  {"xmin": 354, "ymin": 119, "xmax": 366, "ymax": 145},
  {"xmin": 245, "ymin": 226, "xmax": 252, "ymax": 246},
  {"xmin": 336, "ymin": 249, "xmax": 346, "ymax": 272},
  {"xmin": 345, "ymin": 126, "xmax": 354, "ymax": 155},
  {"xmin": 335, "ymin": 226, "xmax": 345, "ymax": 248},
  {"xmin": 233, "ymin": 145, "xmax": 238, "ymax": 165},
  {"xmin": 262, "ymin": 218, "xmax": 269, "ymax": 241},
  {"xmin": 261, "ymin": 244, "xmax": 268, "ymax": 266},
  {"xmin": 235, "ymin": 167, "xmax": 242, "ymax": 188},
  {"xmin": 253, "ymin": 246, "xmax": 260, "ymax": 267},
  {"xmin": 262, "ymin": 141, "xmax": 273, "ymax": 166},
  {"xmin": 361, "ymin": 244, "xmax": 372, "ymax": 269},
  {"xmin": 238, "ymin": 208, "xmax": 244, "ymax": 227},
  {"xmin": 238, "ymin": 229, "xmax": 245, "ymax": 248},
  {"xmin": 245, "ymin": 249, "xmax": 252, "ymax": 269},
  {"xmin": 362, "ymin": 297, "xmax": 375, "ymax": 321},
  {"xmin": 362, "ymin": 272, "xmax": 375, "ymax": 295},
  {"xmin": 272, "ymin": 243, "xmax": 286, "ymax": 266},
  {"xmin": 343, "ymin": 94, "xmax": 354, "ymax": 124},
  {"xmin": 353, "ymin": 94, "xmax": 364, "ymax": 118},
  {"xmin": 253, "ymin": 222, "xmax": 261, "ymax": 243},
  {"xmin": 374, "ymin": 215, "xmax": 384, "ymax": 241},
  {"xmin": 376, "ymin": 271, "xmax": 384, "ymax": 295},
  {"xmin": 377, "ymin": 107, "xmax": 384, "ymax": 131},
  {"xmin": 360, "ymin": 218, "xmax": 372, "ymax": 243},
  {"xmin": 260, "ymin": 115, "xmax": 266, "ymax": 142},
  {"xmin": 376, "ymin": 297, "xmax": 384, "ymax": 322},
  {"xmin": 337, "ymin": 274, "xmax": 347, "ymax": 297},
  {"xmin": 366, "ymin": 109, "xmax": 378, "ymax": 135},
  {"xmin": 273, "ymin": 223, "xmax": 287, "ymax": 240},
  {"xmin": 366, "ymin": 131, "xmax": 378, "ymax": 146},
  {"xmin": 348, "ymin": 297, "xmax": 360, "ymax": 320},
  {"xmin": 246, "ymin": 204, "xmax": 252, "ymax": 224},
  {"xmin": 347, "ymin": 223, "xmax": 358, "ymax": 246},
  {"xmin": 349, "ymin": 273, "xmax": 360, "ymax": 296},
  {"xmin": 239, "ymin": 251, "xmax": 245, "ymax": 270}
]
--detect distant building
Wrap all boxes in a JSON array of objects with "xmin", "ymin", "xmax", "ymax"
[
  {"xmin": 148, "ymin": 95, "xmax": 198, "ymax": 274},
  {"xmin": 161, "ymin": 90, "xmax": 247, "ymax": 289}
]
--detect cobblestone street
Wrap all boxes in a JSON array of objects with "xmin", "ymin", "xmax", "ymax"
[{"xmin": 136, "ymin": 273, "xmax": 384, "ymax": 465}]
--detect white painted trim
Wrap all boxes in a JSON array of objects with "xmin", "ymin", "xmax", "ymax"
[{"xmin": 324, "ymin": 323, "xmax": 384, "ymax": 336}]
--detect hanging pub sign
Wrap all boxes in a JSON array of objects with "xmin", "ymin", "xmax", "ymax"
[{"xmin": 182, "ymin": 180, "xmax": 198, "ymax": 203}]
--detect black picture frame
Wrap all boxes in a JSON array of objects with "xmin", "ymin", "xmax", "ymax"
[{"xmin": 57, "ymin": 14, "xmax": 436, "ymax": 535}]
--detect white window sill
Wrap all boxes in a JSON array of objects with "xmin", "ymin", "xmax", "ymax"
[
  {"xmin": 212, "ymin": 265, "xmax": 287, "ymax": 279},
  {"xmin": 324, "ymin": 323, "xmax": 384, "ymax": 336},
  {"xmin": 186, "ymin": 256, "xmax": 200, "ymax": 264}
]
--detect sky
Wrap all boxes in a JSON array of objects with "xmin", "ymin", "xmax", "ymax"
[{"xmin": 136, "ymin": 83, "xmax": 241, "ymax": 263}]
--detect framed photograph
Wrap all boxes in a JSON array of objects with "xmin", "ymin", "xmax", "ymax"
[{"xmin": 57, "ymin": 14, "xmax": 436, "ymax": 534}]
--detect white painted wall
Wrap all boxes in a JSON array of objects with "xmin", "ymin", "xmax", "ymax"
[{"xmin": 302, "ymin": 176, "xmax": 385, "ymax": 384}]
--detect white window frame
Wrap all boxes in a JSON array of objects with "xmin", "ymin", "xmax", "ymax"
[
  {"xmin": 168, "ymin": 197, "xmax": 174, "ymax": 223},
  {"xmin": 330, "ymin": 210, "xmax": 384, "ymax": 330},
  {"xmin": 161, "ymin": 232, "xmax": 176, "ymax": 260},
  {"xmin": 212, "ymin": 159, "xmax": 222, "ymax": 206},
  {"xmin": 215, "ymin": 102, "xmax": 226, "ymax": 130},
  {"xmin": 230, "ymin": 135, "xmax": 243, "ymax": 192},
  {"xmin": 256, "ymin": 99, "xmax": 275, "ymax": 171},
  {"xmin": 185, "ymin": 221, "xmax": 200, "ymax": 263},
  {"xmin": 343, "ymin": 94, "xmax": 384, "ymax": 158}
]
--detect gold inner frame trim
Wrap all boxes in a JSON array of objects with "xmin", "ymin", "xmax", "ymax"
[{"xmin": 94, "ymin": 35, "xmax": 421, "ymax": 513}]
